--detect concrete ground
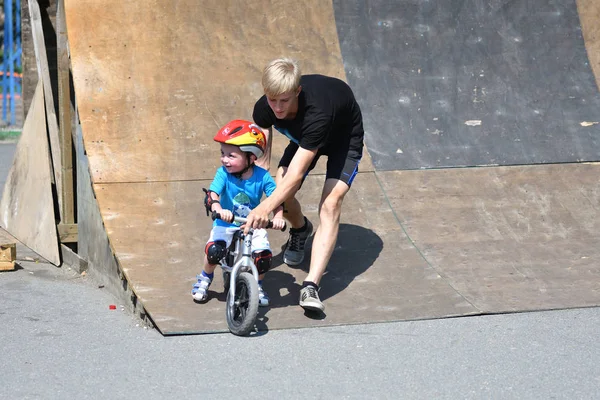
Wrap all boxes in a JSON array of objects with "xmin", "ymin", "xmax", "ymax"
[{"xmin": 1, "ymin": 141, "xmax": 600, "ymax": 399}]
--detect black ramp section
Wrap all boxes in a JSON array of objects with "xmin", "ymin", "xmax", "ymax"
[{"xmin": 333, "ymin": 0, "xmax": 600, "ymax": 170}]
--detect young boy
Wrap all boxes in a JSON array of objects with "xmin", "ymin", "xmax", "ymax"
[
  {"xmin": 192, "ymin": 120, "xmax": 285, "ymax": 306},
  {"xmin": 245, "ymin": 58, "xmax": 365, "ymax": 313}
]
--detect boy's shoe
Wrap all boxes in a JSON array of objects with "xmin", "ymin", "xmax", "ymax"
[
  {"xmin": 284, "ymin": 218, "xmax": 313, "ymax": 266},
  {"xmin": 299, "ymin": 285, "xmax": 324, "ymax": 312},
  {"xmin": 191, "ymin": 274, "xmax": 212, "ymax": 302},
  {"xmin": 258, "ymin": 284, "xmax": 270, "ymax": 307}
]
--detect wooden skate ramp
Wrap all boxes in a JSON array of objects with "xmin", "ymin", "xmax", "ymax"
[
  {"xmin": 65, "ymin": 0, "xmax": 397, "ymax": 335},
  {"xmin": 334, "ymin": 0, "xmax": 600, "ymax": 170},
  {"xmin": 66, "ymin": 1, "xmax": 600, "ymax": 335},
  {"xmin": 378, "ymin": 163, "xmax": 600, "ymax": 313}
]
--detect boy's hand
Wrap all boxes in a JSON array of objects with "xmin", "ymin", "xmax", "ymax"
[
  {"xmin": 219, "ymin": 209, "xmax": 234, "ymax": 223},
  {"xmin": 271, "ymin": 217, "xmax": 286, "ymax": 231}
]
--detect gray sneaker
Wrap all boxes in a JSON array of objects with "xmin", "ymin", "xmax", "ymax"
[
  {"xmin": 284, "ymin": 218, "xmax": 313, "ymax": 265},
  {"xmin": 299, "ymin": 285, "xmax": 324, "ymax": 312}
]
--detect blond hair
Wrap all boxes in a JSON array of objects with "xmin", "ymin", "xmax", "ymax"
[{"xmin": 262, "ymin": 58, "xmax": 301, "ymax": 97}]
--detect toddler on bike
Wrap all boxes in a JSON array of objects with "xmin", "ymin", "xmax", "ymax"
[{"xmin": 191, "ymin": 120, "xmax": 285, "ymax": 306}]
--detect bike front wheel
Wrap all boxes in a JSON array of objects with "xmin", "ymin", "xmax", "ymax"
[{"xmin": 225, "ymin": 271, "xmax": 259, "ymax": 336}]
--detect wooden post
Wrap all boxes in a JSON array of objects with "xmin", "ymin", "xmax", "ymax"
[
  {"xmin": 57, "ymin": 0, "xmax": 76, "ymax": 230},
  {"xmin": 57, "ymin": 223, "xmax": 78, "ymax": 243}
]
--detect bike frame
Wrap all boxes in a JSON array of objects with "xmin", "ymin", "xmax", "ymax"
[{"xmin": 220, "ymin": 219, "xmax": 260, "ymax": 307}]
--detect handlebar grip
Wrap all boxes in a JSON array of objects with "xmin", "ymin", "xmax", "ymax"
[
  {"xmin": 211, "ymin": 211, "xmax": 286, "ymax": 231},
  {"xmin": 266, "ymin": 220, "xmax": 287, "ymax": 232}
]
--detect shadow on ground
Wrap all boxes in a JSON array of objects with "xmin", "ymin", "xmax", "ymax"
[{"xmin": 262, "ymin": 223, "xmax": 383, "ymax": 308}]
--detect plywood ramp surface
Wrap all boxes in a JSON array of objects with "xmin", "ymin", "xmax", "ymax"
[
  {"xmin": 335, "ymin": 0, "xmax": 600, "ymax": 170},
  {"xmin": 378, "ymin": 163, "xmax": 600, "ymax": 313},
  {"xmin": 93, "ymin": 162, "xmax": 600, "ymax": 334},
  {"xmin": 65, "ymin": 0, "xmax": 352, "ymax": 183},
  {"xmin": 94, "ymin": 173, "xmax": 476, "ymax": 334}
]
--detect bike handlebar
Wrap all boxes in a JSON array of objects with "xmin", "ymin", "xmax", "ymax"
[{"xmin": 211, "ymin": 211, "xmax": 287, "ymax": 232}]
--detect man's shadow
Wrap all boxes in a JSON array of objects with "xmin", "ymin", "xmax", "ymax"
[{"xmin": 261, "ymin": 223, "xmax": 383, "ymax": 308}]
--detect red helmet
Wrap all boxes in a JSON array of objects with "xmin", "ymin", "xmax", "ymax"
[{"xmin": 213, "ymin": 120, "xmax": 267, "ymax": 158}]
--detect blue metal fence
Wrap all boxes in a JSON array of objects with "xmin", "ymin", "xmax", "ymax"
[{"xmin": 2, "ymin": 0, "xmax": 22, "ymax": 127}]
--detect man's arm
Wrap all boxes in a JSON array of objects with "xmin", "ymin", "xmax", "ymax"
[
  {"xmin": 255, "ymin": 127, "xmax": 272, "ymax": 171},
  {"xmin": 244, "ymin": 146, "xmax": 317, "ymax": 231},
  {"xmin": 263, "ymin": 146, "xmax": 316, "ymax": 212}
]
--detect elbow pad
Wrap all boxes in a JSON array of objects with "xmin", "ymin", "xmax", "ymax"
[{"xmin": 203, "ymin": 188, "xmax": 220, "ymax": 216}]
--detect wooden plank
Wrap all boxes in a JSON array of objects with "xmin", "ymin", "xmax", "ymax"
[
  {"xmin": 0, "ymin": 243, "xmax": 16, "ymax": 261},
  {"xmin": 0, "ymin": 243, "xmax": 16, "ymax": 271},
  {"xmin": 57, "ymin": 0, "xmax": 75, "ymax": 224},
  {"xmin": 0, "ymin": 227, "xmax": 53, "ymax": 265},
  {"xmin": 57, "ymin": 223, "xmax": 78, "ymax": 243},
  {"xmin": 0, "ymin": 81, "xmax": 61, "ymax": 265},
  {"xmin": 29, "ymin": 0, "xmax": 63, "ymax": 220},
  {"xmin": 0, "ymin": 261, "xmax": 16, "ymax": 271}
]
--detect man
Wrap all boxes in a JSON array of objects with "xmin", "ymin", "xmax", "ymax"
[{"xmin": 245, "ymin": 58, "xmax": 365, "ymax": 313}]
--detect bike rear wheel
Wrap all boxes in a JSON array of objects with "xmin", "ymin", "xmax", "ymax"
[{"xmin": 225, "ymin": 272, "xmax": 258, "ymax": 336}]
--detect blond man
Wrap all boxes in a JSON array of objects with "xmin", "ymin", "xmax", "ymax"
[{"xmin": 244, "ymin": 58, "xmax": 365, "ymax": 313}]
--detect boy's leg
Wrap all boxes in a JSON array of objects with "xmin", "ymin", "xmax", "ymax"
[
  {"xmin": 252, "ymin": 229, "xmax": 273, "ymax": 307},
  {"xmin": 202, "ymin": 255, "xmax": 219, "ymax": 275},
  {"xmin": 192, "ymin": 253, "xmax": 217, "ymax": 302},
  {"xmin": 192, "ymin": 227, "xmax": 230, "ymax": 302}
]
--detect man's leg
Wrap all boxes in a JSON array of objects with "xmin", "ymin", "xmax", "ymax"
[
  {"xmin": 276, "ymin": 166, "xmax": 305, "ymax": 228},
  {"xmin": 277, "ymin": 165, "xmax": 315, "ymax": 265},
  {"xmin": 299, "ymin": 144, "xmax": 360, "ymax": 312},
  {"xmin": 305, "ymin": 178, "xmax": 349, "ymax": 285}
]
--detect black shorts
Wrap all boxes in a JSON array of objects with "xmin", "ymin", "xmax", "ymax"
[{"xmin": 278, "ymin": 142, "xmax": 362, "ymax": 187}]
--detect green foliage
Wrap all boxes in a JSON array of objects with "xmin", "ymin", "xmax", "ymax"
[{"xmin": 0, "ymin": 129, "xmax": 21, "ymax": 141}]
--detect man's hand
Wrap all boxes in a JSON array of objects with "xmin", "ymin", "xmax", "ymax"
[{"xmin": 244, "ymin": 203, "xmax": 270, "ymax": 234}]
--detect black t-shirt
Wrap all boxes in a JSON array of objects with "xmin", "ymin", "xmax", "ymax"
[{"xmin": 252, "ymin": 75, "xmax": 364, "ymax": 155}]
